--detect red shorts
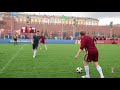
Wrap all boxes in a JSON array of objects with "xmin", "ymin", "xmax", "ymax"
[
  {"xmin": 40, "ymin": 41, "xmax": 45, "ymax": 44},
  {"xmin": 84, "ymin": 49, "xmax": 98, "ymax": 62}
]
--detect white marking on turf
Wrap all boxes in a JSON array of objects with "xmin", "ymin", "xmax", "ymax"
[{"xmin": 0, "ymin": 44, "xmax": 25, "ymax": 74}]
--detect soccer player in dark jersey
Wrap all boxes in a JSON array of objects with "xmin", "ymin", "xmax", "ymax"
[
  {"xmin": 74, "ymin": 31, "xmax": 104, "ymax": 78},
  {"xmin": 40, "ymin": 32, "xmax": 47, "ymax": 50},
  {"xmin": 13, "ymin": 34, "xmax": 18, "ymax": 45},
  {"xmin": 32, "ymin": 31, "xmax": 40, "ymax": 58}
]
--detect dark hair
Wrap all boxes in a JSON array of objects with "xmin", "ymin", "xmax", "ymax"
[{"xmin": 80, "ymin": 31, "xmax": 86, "ymax": 36}]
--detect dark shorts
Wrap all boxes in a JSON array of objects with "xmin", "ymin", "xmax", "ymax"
[
  {"xmin": 14, "ymin": 39, "xmax": 17, "ymax": 41},
  {"xmin": 33, "ymin": 43, "xmax": 39, "ymax": 49},
  {"xmin": 84, "ymin": 49, "xmax": 98, "ymax": 62}
]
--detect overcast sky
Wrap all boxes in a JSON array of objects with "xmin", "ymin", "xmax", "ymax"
[{"xmin": 18, "ymin": 12, "xmax": 120, "ymax": 25}]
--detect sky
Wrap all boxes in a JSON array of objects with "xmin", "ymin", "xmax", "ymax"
[{"xmin": 18, "ymin": 12, "xmax": 120, "ymax": 25}]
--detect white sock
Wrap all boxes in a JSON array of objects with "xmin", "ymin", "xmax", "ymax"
[
  {"xmin": 84, "ymin": 66, "xmax": 90, "ymax": 78},
  {"xmin": 45, "ymin": 45, "xmax": 47, "ymax": 50},
  {"xmin": 40, "ymin": 45, "xmax": 42, "ymax": 50},
  {"xmin": 33, "ymin": 49, "xmax": 37, "ymax": 57},
  {"xmin": 96, "ymin": 66, "xmax": 104, "ymax": 78}
]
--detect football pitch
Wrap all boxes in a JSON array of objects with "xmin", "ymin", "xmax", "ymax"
[{"xmin": 0, "ymin": 44, "xmax": 120, "ymax": 78}]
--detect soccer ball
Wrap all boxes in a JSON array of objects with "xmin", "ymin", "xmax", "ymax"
[{"xmin": 76, "ymin": 67, "xmax": 83, "ymax": 73}]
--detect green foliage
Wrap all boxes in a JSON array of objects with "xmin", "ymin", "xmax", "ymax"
[
  {"xmin": 75, "ymin": 31, "xmax": 79, "ymax": 37},
  {"xmin": 44, "ymin": 30, "xmax": 48, "ymax": 37},
  {"xmin": 52, "ymin": 32, "xmax": 58, "ymax": 37},
  {"xmin": 63, "ymin": 32, "xmax": 66, "ymax": 39}
]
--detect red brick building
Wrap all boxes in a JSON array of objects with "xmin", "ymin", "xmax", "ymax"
[{"xmin": 0, "ymin": 12, "xmax": 120, "ymax": 39}]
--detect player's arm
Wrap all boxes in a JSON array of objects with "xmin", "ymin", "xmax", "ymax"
[
  {"xmin": 31, "ymin": 39, "xmax": 34, "ymax": 44},
  {"xmin": 75, "ymin": 49, "xmax": 83, "ymax": 59},
  {"xmin": 75, "ymin": 39, "xmax": 85, "ymax": 59},
  {"xmin": 31, "ymin": 35, "xmax": 35, "ymax": 44}
]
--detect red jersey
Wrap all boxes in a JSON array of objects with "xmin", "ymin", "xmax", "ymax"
[
  {"xmin": 40, "ymin": 35, "xmax": 46, "ymax": 44},
  {"xmin": 80, "ymin": 36, "xmax": 97, "ymax": 51},
  {"xmin": 40, "ymin": 36, "xmax": 46, "ymax": 41},
  {"xmin": 80, "ymin": 35, "xmax": 98, "ymax": 62}
]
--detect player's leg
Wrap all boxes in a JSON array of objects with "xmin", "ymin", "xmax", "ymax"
[
  {"xmin": 15, "ymin": 40, "xmax": 16, "ymax": 45},
  {"xmin": 82, "ymin": 60, "xmax": 90, "ymax": 78},
  {"xmin": 33, "ymin": 44, "xmax": 37, "ymax": 58},
  {"xmin": 93, "ymin": 51, "xmax": 104, "ymax": 78},
  {"xmin": 34, "ymin": 44, "xmax": 39, "ymax": 58},
  {"xmin": 44, "ymin": 43, "xmax": 47, "ymax": 50},
  {"xmin": 16, "ymin": 39, "xmax": 18, "ymax": 44},
  {"xmin": 40, "ymin": 43, "xmax": 42, "ymax": 50},
  {"xmin": 14, "ymin": 39, "xmax": 15, "ymax": 45},
  {"xmin": 93, "ymin": 61, "xmax": 104, "ymax": 78},
  {"xmin": 15, "ymin": 39, "xmax": 17, "ymax": 45}
]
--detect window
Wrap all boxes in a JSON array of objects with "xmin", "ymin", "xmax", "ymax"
[
  {"xmin": 20, "ymin": 18, "xmax": 22, "ymax": 22},
  {"xmin": 81, "ymin": 21, "xmax": 83, "ymax": 25},
  {"xmin": 35, "ymin": 19, "xmax": 37, "ymax": 22},
  {"xmin": 58, "ymin": 19, "xmax": 61, "ymax": 24},
  {"xmin": 66, "ymin": 20, "xmax": 68, "ymax": 24},
  {"xmin": 55, "ymin": 19, "xmax": 59, "ymax": 24},
  {"xmin": 71, "ymin": 21, "xmax": 74, "ymax": 24},
  {"xmin": 15, "ymin": 18, "xmax": 18, "ymax": 22},
  {"xmin": 24, "ymin": 18, "xmax": 26, "ymax": 22},
  {"xmin": 50, "ymin": 18, "xmax": 55, "ymax": 24},
  {"xmin": 31, "ymin": 19, "xmax": 33, "ymax": 22},
  {"xmin": 69, "ymin": 20, "xmax": 71, "ymax": 24}
]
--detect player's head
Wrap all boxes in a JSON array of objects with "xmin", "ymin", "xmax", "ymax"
[
  {"xmin": 42, "ymin": 32, "xmax": 44, "ymax": 36},
  {"xmin": 36, "ymin": 31, "xmax": 40, "ymax": 35},
  {"xmin": 80, "ymin": 31, "xmax": 86, "ymax": 38}
]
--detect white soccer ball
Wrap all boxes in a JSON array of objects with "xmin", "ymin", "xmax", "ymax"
[{"xmin": 76, "ymin": 67, "xmax": 83, "ymax": 73}]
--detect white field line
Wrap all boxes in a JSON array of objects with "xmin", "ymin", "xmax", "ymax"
[{"xmin": 0, "ymin": 44, "xmax": 25, "ymax": 74}]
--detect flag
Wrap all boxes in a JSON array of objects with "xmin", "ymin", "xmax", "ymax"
[
  {"xmin": 11, "ymin": 12, "xmax": 17, "ymax": 16},
  {"xmin": 60, "ymin": 15, "xmax": 69, "ymax": 20},
  {"xmin": 43, "ymin": 14, "xmax": 49, "ymax": 18}
]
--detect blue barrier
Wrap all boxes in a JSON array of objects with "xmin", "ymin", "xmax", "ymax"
[{"xmin": 0, "ymin": 39, "xmax": 76, "ymax": 44}]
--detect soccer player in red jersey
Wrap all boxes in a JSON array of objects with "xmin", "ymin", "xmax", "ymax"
[
  {"xmin": 40, "ymin": 32, "xmax": 47, "ymax": 50},
  {"xmin": 74, "ymin": 31, "xmax": 104, "ymax": 78}
]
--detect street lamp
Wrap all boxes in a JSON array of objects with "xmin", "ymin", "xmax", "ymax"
[
  {"xmin": 73, "ymin": 19, "xmax": 77, "ymax": 38},
  {"xmin": 109, "ymin": 21, "xmax": 113, "ymax": 38},
  {"xmin": 26, "ymin": 15, "xmax": 31, "ymax": 24},
  {"xmin": 26, "ymin": 15, "xmax": 32, "ymax": 38}
]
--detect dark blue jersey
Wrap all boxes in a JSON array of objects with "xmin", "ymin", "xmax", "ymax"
[{"xmin": 33, "ymin": 35, "xmax": 40, "ymax": 44}]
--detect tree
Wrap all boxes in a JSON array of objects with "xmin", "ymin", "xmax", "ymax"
[
  {"xmin": 44, "ymin": 30, "xmax": 48, "ymax": 37},
  {"xmin": 87, "ymin": 32, "xmax": 89, "ymax": 35},
  {"xmin": 75, "ymin": 31, "xmax": 79, "ymax": 37},
  {"xmin": 63, "ymin": 32, "xmax": 66, "ymax": 39},
  {"xmin": 52, "ymin": 32, "xmax": 58, "ymax": 38},
  {"xmin": 0, "ymin": 20, "xmax": 6, "ymax": 25},
  {"xmin": 118, "ymin": 35, "xmax": 120, "ymax": 38},
  {"xmin": 47, "ymin": 35, "xmax": 50, "ymax": 39}
]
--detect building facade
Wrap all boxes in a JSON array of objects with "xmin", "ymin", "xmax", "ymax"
[{"xmin": 10, "ymin": 12, "xmax": 99, "ymax": 26}]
